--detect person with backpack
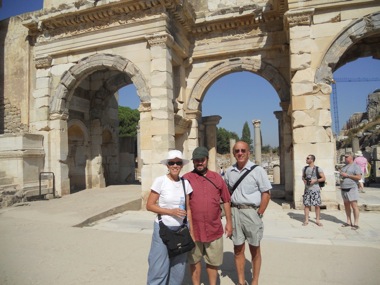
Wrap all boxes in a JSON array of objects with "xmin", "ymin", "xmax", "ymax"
[{"xmin": 302, "ymin": 154, "xmax": 326, "ymax": 227}]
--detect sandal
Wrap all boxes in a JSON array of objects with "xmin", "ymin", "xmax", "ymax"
[
  {"xmin": 351, "ymin": 225, "xmax": 359, "ymax": 230},
  {"xmin": 316, "ymin": 222, "xmax": 323, "ymax": 227},
  {"xmin": 341, "ymin": 223, "xmax": 351, "ymax": 227},
  {"xmin": 302, "ymin": 222, "xmax": 308, "ymax": 226}
]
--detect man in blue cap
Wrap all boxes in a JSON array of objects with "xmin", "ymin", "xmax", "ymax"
[{"xmin": 184, "ymin": 146, "xmax": 232, "ymax": 285}]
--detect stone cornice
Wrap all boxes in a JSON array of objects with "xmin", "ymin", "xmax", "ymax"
[
  {"xmin": 192, "ymin": 8, "xmax": 284, "ymax": 35},
  {"xmin": 0, "ymin": 150, "xmax": 45, "ymax": 159},
  {"xmin": 22, "ymin": 1, "xmax": 287, "ymax": 42},
  {"xmin": 22, "ymin": 0, "xmax": 195, "ymax": 38}
]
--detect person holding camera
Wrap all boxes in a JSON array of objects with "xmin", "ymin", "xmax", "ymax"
[{"xmin": 302, "ymin": 155, "xmax": 326, "ymax": 227}]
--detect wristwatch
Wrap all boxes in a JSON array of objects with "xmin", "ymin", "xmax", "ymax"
[{"xmin": 257, "ymin": 211, "xmax": 263, "ymax": 218}]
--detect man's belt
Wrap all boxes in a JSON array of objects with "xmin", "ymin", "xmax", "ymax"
[{"xmin": 231, "ymin": 203, "xmax": 258, "ymax": 210}]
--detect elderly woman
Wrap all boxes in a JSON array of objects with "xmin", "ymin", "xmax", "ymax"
[{"xmin": 146, "ymin": 150, "xmax": 193, "ymax": 285}]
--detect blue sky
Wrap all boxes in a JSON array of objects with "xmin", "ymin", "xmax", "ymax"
[{"xmin": 1, "ymin": 1, "xmax": 380, "ymax": 147}]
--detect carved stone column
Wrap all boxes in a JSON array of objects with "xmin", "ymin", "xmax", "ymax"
[
  {"xmin": 352, "ymin": 136, "xmax": 360, "ymax": 154},
  {"xmin": 185, "ymin": 109, "xmax": 202, "ymax": 156},
  {"xmin": 202, "ymin": 115, "xmax": 221, "ymax": 172},
  {"xmin": 230, "ymin": 138, "xmax": 236, "ymax": 165},
  {"xmin": 136, "ymin": 122, "xmax": 142, "ymax": 182},
  {"xmin": 274, "ymin": 111, "xmax": 285, "ymax": 184},
  {"xmin": 252, "ymin": 120, "xmax": 262, "ymax": 165},
  {"xmin": 273, "ymin": 164, "xmax": 281, "ymax": 184},
  {"xmin": 48, "ymin": 117, "xmax": 70, "ymax": 196},
  {"xmin": 280, "ymin": 102, "xmax": 293, "ymax": 201},
  {"xmin": 142, "ymin": 33, "xmax": 176, "ymax": 202}
]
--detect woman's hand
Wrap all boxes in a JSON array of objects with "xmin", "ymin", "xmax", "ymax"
[{"xmin": 171, "ymin": 208, "xmax": 187, "ymax": 218}]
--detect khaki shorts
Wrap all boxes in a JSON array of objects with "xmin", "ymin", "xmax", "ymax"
[
  {"xmin": 231, "ymin": 207, "xmax": 263, "ymax": 246},
  {"xmin": 188, "ymin": 236, "xmax": 223, "ymax": 266},
  {"xmin": 341, "ymin": 187, "xmax": 359, "ymax": 202}
]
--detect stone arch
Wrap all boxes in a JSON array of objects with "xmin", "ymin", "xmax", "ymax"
[
  {"xmin": 67, "ymin": 119, "xmax": 89, "ymax": 144},
  {"xmin": 187, "ymin": 57, "xmax": 290, "ymax": 112},
  {"xmin": 315, "ymin": 12, "xmax": 380, "ymax": 84},
  {"xmin": 49, "ymin": 53, "xmax": 150, "ymax": 118},
  {"xmin": 102, "ymin": 124, "xmax": 116, "ymax": 144}
]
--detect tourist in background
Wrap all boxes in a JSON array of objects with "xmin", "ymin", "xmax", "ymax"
[
  {"xmin": 354, "ymin": 150, "xmax": 368, "ymax": 193},
  {"xmin": 183, "ymin": 146, "xmax": 232, "ymax": 285},
  {"xmin": 224, "ymin": 141, "xmax": 272, "ymax": 285},
  {"xmin": 146, "ymin": 150, "xmax": 193, "ymax": 285},
  {"xmin": 339, "ymin": 152, "xmax": 361, "ymax": 230},
  {"xmin": 302, "ymin": 154, "xmax": 325, "ymax": 227}
]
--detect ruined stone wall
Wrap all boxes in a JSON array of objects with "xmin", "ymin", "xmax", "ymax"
[
  {"xmin": 0, "ymin": 17, "xmax": 31, "ymax": 134},
  {"xmin": 367, "ymin": 91, "xmax": 380, "ymax": 121}
]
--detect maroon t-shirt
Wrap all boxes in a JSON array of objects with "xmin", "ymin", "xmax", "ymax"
[{"xmin": 183, "ymin": 170, "xmax": 231, "ymax": 242}]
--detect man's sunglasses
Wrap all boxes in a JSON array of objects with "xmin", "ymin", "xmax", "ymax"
[
  {"xmin": 234, "ymin": 149, "xmax": 247, "ymax": 154},
  {"xmin": 168, "ymin": 161, "xmax": 183, "ymax": 166}
]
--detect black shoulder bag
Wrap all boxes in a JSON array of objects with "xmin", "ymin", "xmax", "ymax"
[{"xmin": 158, "ymin": 179, "xmax": 195, "ymax": 258}]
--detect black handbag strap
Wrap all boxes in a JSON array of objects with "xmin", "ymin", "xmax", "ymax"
[
  {"xmin": 158, "ymin": 178, "xmax": 187, "ymax": 224},
  {"xmin": 230, "ymin": 165, "xmax": 258, "ymax": 194},
  {"xmin": 194, "ymin": 171, "xmax": 219, "ymax": 191}
]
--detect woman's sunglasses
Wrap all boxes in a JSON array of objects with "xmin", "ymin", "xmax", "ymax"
[{"xmin": 168, "ymin": 161, "xmax": 183, "ymax": 166}]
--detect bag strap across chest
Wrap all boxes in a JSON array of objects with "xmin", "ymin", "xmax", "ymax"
[
  {"xmin": 158, "ymin": 178, "xmax": 187, "ymax": 224},
  {"xmin": 230, "ymin": 165, "xmax": 258, "ymax": 194}
]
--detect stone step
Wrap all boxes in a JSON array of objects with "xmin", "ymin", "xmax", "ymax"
[
  {"xmin": 0, "ymin": 183, "xmax": 19, "ymax": 192},
  {"xmin": 23, "ymin": 183, "xmax": 54, "ymax": 199},
  {"xmin": 0, "ymin": 177, "xmax": 15, "ymax": 186}
]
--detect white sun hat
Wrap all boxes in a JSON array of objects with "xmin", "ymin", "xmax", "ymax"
[{"xmin": 160, "ymin": 150, "xmax": 189, "ymax": 165}]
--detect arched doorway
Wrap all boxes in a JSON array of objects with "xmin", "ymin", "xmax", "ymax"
[
  {"xmin": 49, "ymin": 54, "xmax": 149, "ymax": 195},
  {"xmin": 67, "ymin": 121, "xmax": 88, "ymax": 193},
  {"xmin": 185, "ymin": 57, "xmax": 293, "ymax": 198}
]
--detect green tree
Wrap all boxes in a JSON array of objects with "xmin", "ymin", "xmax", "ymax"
[
  {"xmin": 118, "ymin": 106, "xmax": 139, "ymax": 137},
  {"xmin": 262, "ymin": 144, "xmax": 271, "ymax": 153},
  {"xmin": 241, "ymin": 121, "xmax": 253, "ymax": 149},
  {"xmin": 217, "ymin": 127, "xmax": 239, "ymax": 154}
]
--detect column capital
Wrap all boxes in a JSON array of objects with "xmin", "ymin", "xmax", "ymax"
[
  {"xmin": 185, "ymin": 110, "xmax": 202, "ymax": 120},
  {"xmin": 203, "ymin": 115, "xmax": 222, "ymax": 126},
  {"xmin": 252, "ymin": 119, "xmax": 261, "ymax": 127},
  {"xmin": 274, "ymin": 110, "xmax": 283, "ymax": 120},
  {"xmin": 146, "ymin": 33, "xmax": 174, "ymax": 48}
]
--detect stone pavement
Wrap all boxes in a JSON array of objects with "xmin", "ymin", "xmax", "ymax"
[{"xmin": 1, "ymin": 184, "xmax": 380, "ymax": 285}]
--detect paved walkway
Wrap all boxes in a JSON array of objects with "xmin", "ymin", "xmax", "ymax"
[{"xmin": 1, "ymin": 184, "xmax": 380, "ymax": 285}]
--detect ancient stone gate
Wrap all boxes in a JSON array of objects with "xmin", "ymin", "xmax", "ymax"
[{"xmin": 1, "ymin": 0, "xmax": 379, "ymax": 208}]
